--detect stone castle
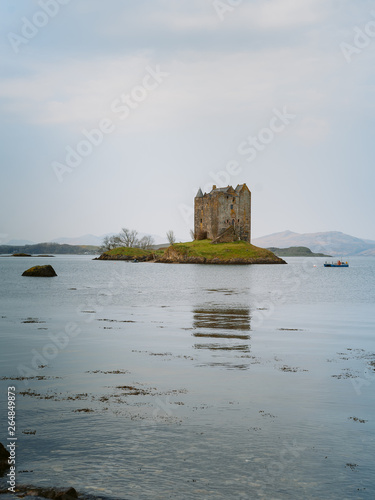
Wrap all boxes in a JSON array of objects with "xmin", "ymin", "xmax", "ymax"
[{"xmin": 194, "ymin": 184, "xmax": 251, "ymax": 243}]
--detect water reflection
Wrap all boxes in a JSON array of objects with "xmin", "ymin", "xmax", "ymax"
[
  {"xmin": 193, "ymin": 308, "xmax": 250, "ymax": 331},
  {"xmin": 192, "ymin": 305, "xmax": 251, "ymax": 369}
]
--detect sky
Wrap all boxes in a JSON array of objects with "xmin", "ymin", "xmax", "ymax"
[{"xmin": 0, "ymin": 0, "xmax": 374, "ymax": 244}]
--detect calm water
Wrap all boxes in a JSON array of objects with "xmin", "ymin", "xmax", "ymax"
[{"xmin": 0, "ymin": 255, "xmax": 374, "ymax": 499}]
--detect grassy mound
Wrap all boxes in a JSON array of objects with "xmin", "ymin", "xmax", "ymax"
[
  {"xmin": 157, "ymin": 240, "xmax": 286, "ymax": 265},
  {"xmin": 96, "ymin": 247, "xmax": 165, "ymax": 261},
  {"xmin": 96, "ymin": 241, "xmax": 286, "ymax": 265}
]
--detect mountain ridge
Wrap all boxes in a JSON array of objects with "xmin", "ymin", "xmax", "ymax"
[{"xmin": 253, "ymin": 231, "xmax": 375, "ymax": 256}]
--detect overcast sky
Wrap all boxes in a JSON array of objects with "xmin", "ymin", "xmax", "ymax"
[{"xmin": 1, "ymin": 0, "xmax": 374, "ymax": 243}]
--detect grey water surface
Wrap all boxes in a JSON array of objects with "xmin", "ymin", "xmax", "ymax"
[{"xmin": 0, "ymin": 255, "xmax": 374, "ymax": 499}]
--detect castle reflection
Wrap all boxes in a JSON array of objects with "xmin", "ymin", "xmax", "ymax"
[{"xmin": 192, "ymin": 305, "xmax": 252, "ymax": 369}]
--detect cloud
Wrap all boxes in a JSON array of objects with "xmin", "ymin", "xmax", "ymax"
[
  {"xmin": 295, "ymin": 116, "xmax": 331, "ymax": 144},
  {"xmin": 0, "ymin": 34, "xmax": 360, "ymax": 154},
  {"xmin": 246, "ymin": 0, "xmax": 328, "ymax": 29}
]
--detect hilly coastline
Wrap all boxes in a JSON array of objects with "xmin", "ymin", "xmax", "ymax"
[
  {"xmin": 253, "ymin": 230, "xmax": 375, "ymax": 256},
  {"xmin": 0, "ymin": 242, "xmax": 99, "ymax": 255},
  {"xmin": 268, "ymin": 246, "xmax": 331, "ymax": 257}
]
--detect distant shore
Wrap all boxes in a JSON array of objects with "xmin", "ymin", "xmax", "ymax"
[{"xmin": 267, "ymin": 246, "xmax": 331, "ymax": 257}]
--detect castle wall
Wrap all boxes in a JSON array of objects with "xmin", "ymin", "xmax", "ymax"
[
  {"xmin": 238, "ymin": 189, "xmax": 251, "ymax": 243},
  {"xmin": 194, "ymin": 184, "xmax": 251, "ymax": 243}
]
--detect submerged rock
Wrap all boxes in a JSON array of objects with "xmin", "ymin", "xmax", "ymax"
[
  {"xmin": 12, "ymin": 253, "xmax": 32, "ymax": 257},
  {"xmin": 0, "ymin": 442, "xmax": 10, "ymax": 461},
  {"xmin": 22, "ymin": 265, "xmax": 57, "ymax": 277},
  {"xmin": 56, "ymin": 487, "xmax": 78, "ymax": 499},
  {"xmin": 2, "ymin": 485, "xmax": 80, "ymax": 499},
  {"xmin": 0, "ymin": 442, "xmax": 10, "ymax": 475}
]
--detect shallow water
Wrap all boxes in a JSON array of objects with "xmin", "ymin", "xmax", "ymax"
[{"xmin": 0, "ymin": 255, "xmax": 374, "ymax": 499}]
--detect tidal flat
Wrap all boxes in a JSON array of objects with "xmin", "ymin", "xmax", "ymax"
[{"xmin": 0, "ymin": 255, "xmax": 374, "ymax": 499}]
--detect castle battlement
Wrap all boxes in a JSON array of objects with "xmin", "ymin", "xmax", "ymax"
[{"xmin": 194, "ymin": 184, "xmax": 251, "ymax": 243}]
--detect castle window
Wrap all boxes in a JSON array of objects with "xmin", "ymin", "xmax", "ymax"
[
  {"xmin": 232, "ymin": 219, "xmax": 235, "ymax": 225},
  {"xmin": 233, "ymin": 197, "xmax": 235, "ymax": 202},
  {"xmin": 230, "ymin": 204, "xmax": 233, "ymax": 209},
  {"xmin": 238, "ymin": 219, "xmax": 239, "ymax": 222},
  {"xmin": 200, "ymin": 219, "xmax": 202, "ymax": 223}
]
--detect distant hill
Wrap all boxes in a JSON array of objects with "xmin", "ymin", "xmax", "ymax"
[
  {"xmin": 6, "ymin": 232, "xmax": 182, "ymax": 247},
  {"xmin": 50, "ymin": 232, "xmax": 168, "ymax": 246},
  {"xmin": 5, "ymin": 239, "xmax": 36, "ymax": 246},
  {"xmin": 267, "ymin": 246, "xmax": 331, "ymax": 257},
  {"xmin": 0, "ymin": 242, "xmax": 99, "ymax": 255},
  {"xmin": 51, "ymin": 234, "xmax": 105, "ymax": 246},
  {"xmin": 253, "ymin": 231, "xmax": 375, "ymax": 256}
]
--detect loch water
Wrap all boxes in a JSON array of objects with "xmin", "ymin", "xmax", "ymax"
[{"xmin": 0, "ymin": 255, "xmax": 374, "ymax": 499}]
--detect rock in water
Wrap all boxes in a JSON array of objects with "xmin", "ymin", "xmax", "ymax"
[
  {"xmin": 0, "ymin": 442, "xmax": 10, "ymax": 475},
  {"xmin": 0, "ymin": 443, "xmax": 10, "ymax": 460},
  {"xmin": 22, "ymin": 265, "xmax": 57, "ymax": 277},
  {"xmin": 56, "ymin": 487, "xmax": 78, "ymax": 499}
]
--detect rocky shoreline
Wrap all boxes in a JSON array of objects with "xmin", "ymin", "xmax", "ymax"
[
  {"xmin": 0, "ymin": 485, "xmax": 80, "ymax": 499},
  {"xmin": 94, "ymin": 253, "xmax": 154, "ymax": 262}
]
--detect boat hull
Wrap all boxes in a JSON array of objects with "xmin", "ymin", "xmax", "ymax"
[{"xmin": 324, "ymin": 263, "xmax": 349, "ymax": 267}]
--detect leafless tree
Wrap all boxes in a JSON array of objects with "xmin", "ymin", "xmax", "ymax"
[
  {"xmin": 100, "ymin": 235, "xmax": 121, "ymax": 252},
  {"xmin": 118, "ymin": 228, "xmax": 139, "ymax": 247},
  {"xmin": 190, "ymin": 229, "xmax": 195, "ymax": 240},
  {"xmin": 166, "ymin": 230, "xmax": 176, "ymax": 245},
  {"xmin": 138, "ymin": 235, "xmax": 155, "ymax": 249}
]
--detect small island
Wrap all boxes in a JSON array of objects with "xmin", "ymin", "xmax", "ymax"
[
  {"xmin": 267, "ymin": 246, "xmax": 331, "ymax": 257},
  {"xmin": 96, "ymin": 183, "xmax": 286, "ymax": 265},
  {"xmin": 97, "ymin": 240, "xmax": 286, "ymax": 265},
  {"xmin": 95, "ymin": 246, "xmax": 159, "ymax": 262}
]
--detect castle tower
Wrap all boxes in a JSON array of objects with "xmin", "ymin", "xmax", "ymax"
[{"xmin": 194, "ymin": 184, "xmax": 251, "ymax": 242}]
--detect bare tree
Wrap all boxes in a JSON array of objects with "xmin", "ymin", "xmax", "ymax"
[
  {"xmin": 100, "ymin": 235, "xmax": 121, "ymax": 252},
  {"xmin": 100, "ymin": 228, "xmax": 154, "ymax": 252},
  {"xmin": 138, "ymin": 235, "xmax": 155, "ymax": 250},
  {"xmin": 190, "ymin": 229, "xmax": 195, "ymax": 241},
  {"xmin": 118, "ymin": 228, "xmax": 139, "ymax": 248},
  {"xmin": 166, "ymin": 230, "xmax": 176, "ymax": 245}
]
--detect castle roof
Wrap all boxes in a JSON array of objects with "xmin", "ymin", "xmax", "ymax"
[
  {"xmin": 195, "ymin": 188, "xmax": 204, "ymax": 198},
  {"xmin": 211, "ymin": 185, "xmax": 237, "ymax": 195},
  {"xmin": 235, "ymin": 183, "xmax": 250, "ymax": 192}
]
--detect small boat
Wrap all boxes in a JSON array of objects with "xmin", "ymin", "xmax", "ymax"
[{"xmin": 324, "ymin": 260, "xmax": 349, "ymax": 267}]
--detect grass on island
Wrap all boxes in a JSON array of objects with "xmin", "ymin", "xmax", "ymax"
[
  {"xmin": 103, "ymin": 247, "xmax": 152, "ymax": 258},
  {"xmin": 168, "ymin": 239, "xmax": 281, "ymax": 262},
  {"xmin": 100, "ymin": 246, "xmax": 166, "ymax": 259},
  {"xmin": 99, "ymin": 240, "xmax": 283, "ymax": 263}
]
